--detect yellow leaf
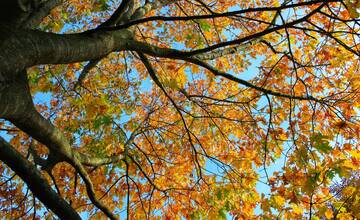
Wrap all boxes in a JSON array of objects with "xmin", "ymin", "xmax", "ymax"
[
  {"xmin": 271, "ymin": 195, "xmax": 285, "ymax": 209},
  {"xmin": 345, "ymin": 0, "xmax": 360, "ymax": 18},
  {"xmin": 343, "ymin": 186, "xmax": 356, "ymax": 196},
  {"xmin": 325, "ymin": 209, "xmax": 333, "ymax": 219},
  {"xmin": 291, "ymin": 203, "xmax": 303, "ymax": 215}
]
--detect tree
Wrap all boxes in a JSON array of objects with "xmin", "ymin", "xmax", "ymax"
[{"xmin": 0, "ymin": 0, "xmax": 359, "ymax": 219}]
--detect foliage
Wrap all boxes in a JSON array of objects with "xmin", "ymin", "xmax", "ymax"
[
  {"xmin": 329, "ymin": 173, "xmax": 360, "ymax": 219},
  {"xmin": 0, "ymin": 0, "xmax": 359, "ymax": 219}
]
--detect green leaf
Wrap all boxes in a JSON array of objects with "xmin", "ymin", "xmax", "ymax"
[
  {"xmin": 199, "ymin": 20, "xmax": 211, "ymax": 32},
  {"xmin": 190, "ymin": 211, "xmax": 200, "ymax": 220},
  {"xmin": 94, "ymin": 115, "xmax": 112, "ymax": 129},
  {"xmin": 102, "ymin": 115, "xmax": 112, "ymax": 125},
  {"xmin": 100, "ymin": 3, "xmax": 109, "ymax": 11},
  {"xmin": 315, "ymin": 142, "xmax": 332, "ymax": 153},
  {"xmin": 218, "ymin": 207, "xmax": 227, "ymax": 219},
  {"xmin": 224, "ymin": 201, "xmax": 231, "ymax": 212},
  {"xmin": 216, "ymin": 190, "xmax": 222, "ymax": 200},
  {"xmin": 311, "ymin": 133, "xmax": 332, "ymax": 153},
  {"xmin": 326, "ymin": 170, "xmax": 335, "ymax": 179},
  {"xmin": 186, "ymin": 34, "xmax": 192, "ymax": 40}
]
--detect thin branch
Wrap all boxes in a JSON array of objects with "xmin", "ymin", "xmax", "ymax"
[
  {"xmin": 101, "ymin": 0, "xmax": 340, "ymax": 31},
  {"xmin": 0, "ymin": 136, "xmax": 81, "ymax": 220}
]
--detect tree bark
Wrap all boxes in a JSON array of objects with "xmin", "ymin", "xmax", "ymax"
[
  {"xmin": 0, "ymin": 137, "xmax": 81, "ymax": 220},
  {"xmin": 0, "ymin": 25, "xmax": 133, "ymax": 79}
]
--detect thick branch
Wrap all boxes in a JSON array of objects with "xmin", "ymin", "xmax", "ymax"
[
  {"xmin": 0, "ymin": 137, "xmax": 81, "ymax": 220},
  {"xmin": 7, "ymin": 105, "xmax": 75, "ymax": 160},
  {"xmin": 0, "ymin": 71, "xmax": 117, "ymax": 219},
  {"xmin": 128, "ymin": 41, "xmax": 320, "ymax": 101},
  {"xmin": 9, "ymin": 110, "xmax": 118, "ymax": 219},
  {"xmin": 7, "ymin": 105, "xmax": 117, "ymax": 219},
  {"xmin": 0, "ymin": 26, "xmax": 133, "ymax": 79},
  {"xmin": 79, "ymin": 153, "xmax": 123, "ymax": 166}
]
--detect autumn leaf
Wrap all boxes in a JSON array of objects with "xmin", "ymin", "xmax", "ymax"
[{"xmin": 0, "ymin": 0, "xmax": 359, "ymax": 219}]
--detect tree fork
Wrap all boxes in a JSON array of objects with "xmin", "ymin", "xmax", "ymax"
[
  {"xmin": 0, "ymin": 137, "xmax": 82, "ymax": 220},
  {"xmin": 0, "ymin": 70, "xmax": 117, "ymax": 219}
]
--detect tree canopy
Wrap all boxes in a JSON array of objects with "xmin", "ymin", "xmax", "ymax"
[{"xmin": 0, "ymin": 0, "xmax": 359, "ymax": 219}]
